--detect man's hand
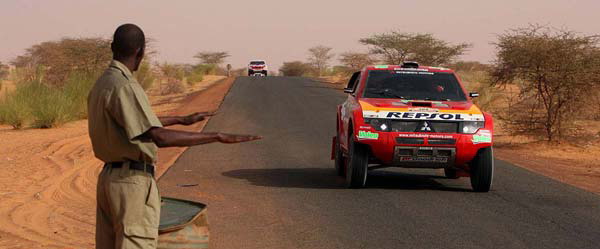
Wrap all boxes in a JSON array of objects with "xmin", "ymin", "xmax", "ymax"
[
  {"xmin": 217, "ymin": 133, "xmax": 262, "ymax": 143},
  {"xmin": 181, "ymin": 112, "xmax": 217, "ymax": 126}
]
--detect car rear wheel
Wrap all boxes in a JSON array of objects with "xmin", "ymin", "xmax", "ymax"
[
  {"xmin": 346, "ymin": 137, "xmax": 368, "ymax": 188},
  {"xmin": 334, "ymin": 135, "xmax": 345, "ymax": 176},
  {"xmin": 444, "ymin": 168, "xmax": 459, "ymax": 179},
  {"xmin": 470, "ymin": 147, "xmax": 494, "ymax": 192}
]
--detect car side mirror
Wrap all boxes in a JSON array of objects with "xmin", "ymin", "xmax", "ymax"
[
  {"xmin": 469, "ymin": 92, "xmax": 479, "ymax": 98},
  {"xmin": 344, "ymin": 88, "xmax": 354, "ymax": 94}
]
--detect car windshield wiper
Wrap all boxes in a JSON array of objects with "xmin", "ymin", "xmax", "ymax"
[
  {"xmin": 424, "ymin": 97, "xmax": 451, "ymax": 101},
  {"xmin": 368, "ymin": 89, "xmax": 406, "ymax": 99}
]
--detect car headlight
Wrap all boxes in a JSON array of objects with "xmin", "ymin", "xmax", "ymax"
[
  {"xmin": 364, "ymin": 118, "xmax": 389, "ymax": 131},
  {"xmin": 460, "ymin": 121, "xmax": 484, "ymax": 134}
]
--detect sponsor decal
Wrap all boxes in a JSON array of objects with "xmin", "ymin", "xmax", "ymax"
[
  {"xmin": 363, "ymin": 110, "xmax": 484, "ymax": 121},
  {"xmin": 358, "ymin": 130, "xmax": 379, "ymax": 140},
  {"xmin": 398, "ymin": 134, "xmax": 453, "ymax": 139},
  {"xmin": 374, "ymin": 65, "xmax": 389, "ymax": 69},
  {"xmin": 359, "ymin": 125, "xmax": 371, "ymax": 129},
  {"xmin": 396, "ymin": 71, "xmax": 434, "ymax": 75},
  {"xmin": 394, "ymin": 68, "xmax": 429, "ymax": 71},
  {"xmin": 472, "ymin": 130, "xmax": 492, "ymax": 144},
  {"xmin": 399, "ymin": 156, "xmax": 448, "ymax": 163},
  {"xmin": 409, "ymin": 107, "xmax": 439, "ymax": 112}
]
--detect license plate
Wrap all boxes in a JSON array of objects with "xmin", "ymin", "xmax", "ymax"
[{"xmin": 399, "ymin": 156, "xmax": 448, "ymax": 163}]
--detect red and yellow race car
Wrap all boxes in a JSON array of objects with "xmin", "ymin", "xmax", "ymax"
[{"xmin": 332, "ymin": 62, "xmax": 494, "ymax": 191}]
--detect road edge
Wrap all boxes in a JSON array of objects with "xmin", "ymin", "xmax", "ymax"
[{"xmin": 155, "ymin": 77, "xmax": 237, "ymax": 179}]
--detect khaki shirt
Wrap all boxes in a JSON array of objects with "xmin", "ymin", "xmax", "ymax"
[{"xmin": 88, "ymin": 60, "xmax": 162, "ymax": 163}]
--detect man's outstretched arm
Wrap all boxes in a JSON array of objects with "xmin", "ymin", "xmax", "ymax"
[
  {"xmin": 158, "ymin": 112, "xmax": 216, "ymax": 127},
  {"xmin": 142, "ymin": 127, "xmax": 261, "ymax": 147}
]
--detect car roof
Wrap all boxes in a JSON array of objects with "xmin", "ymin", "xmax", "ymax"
[{"xmin": 364, "ymin": 65, "xmax": 454, "ymax": 73}]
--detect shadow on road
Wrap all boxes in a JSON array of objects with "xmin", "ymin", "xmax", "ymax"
[{"xmin": 222, "ymin": 167, "xmax": 471, "ymax": 192}]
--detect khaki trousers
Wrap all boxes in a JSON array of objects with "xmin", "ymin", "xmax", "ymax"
[{"xmin": 96, "ymin": 164, "xmax": 161, "ymax": 249}]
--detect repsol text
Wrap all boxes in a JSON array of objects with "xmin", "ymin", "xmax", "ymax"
[{"xmin": 386, "ymin": 112, "xmax": 464, "ymax": 120}]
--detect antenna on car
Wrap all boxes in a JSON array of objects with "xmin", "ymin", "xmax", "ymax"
[{"xmin": 401, "ymin": 61, "xmax": 419, "ymax": 68}]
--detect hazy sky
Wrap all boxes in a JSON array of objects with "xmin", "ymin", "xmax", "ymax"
[{"xmin": 1, "ymin": 0, "xmax": 598, "ymax": 70}]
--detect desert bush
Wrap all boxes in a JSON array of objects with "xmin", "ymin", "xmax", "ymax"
[
  {"xmin": 193, "ymin": 64, "xmax": 218, "ymax": 75},
  {"xmin": 359, "ymin": 31, "xmax": 471, "ymax": 65},
  {"xmin": 63, "ymin": 72, "xmax": 97, "ymax": 119},
  {"xmin": 279, "ymin": 61, "xmax": 313, "ymax": 76},
  {"xmin": 135, "ymin": 61, "xmax": 156, "ymax": 91},
  {"xmin": 0, "ymin": 62, "xmax": 8, "ymax": 81},
  {"xmin": 27, "ymin": 83, "xmax": 71, "ymax": 128},
  {"xmin": 11, "ymin": 37, "xmax": 111, "ymax": 86},
  {"xmin": 186, "ymin": 71, "xmax": 204, "ymax": 85},
  {"xmin": 0, "ymin": 93, "xmax": 30, "ymax": 129},
  {"xmin": 339, "ymin": 52, "xmax": 376, "ymax": 72},
  {"xmin": 0, "ymin": 71, "xmax": 97, "ymax": 129},
  {"xmin": 490, "ymin": 25, "xmax": 600, "ymax": 141},
  {"xmin": 161, "ymin": 79, "xmax": 185, "ymax": 95}
]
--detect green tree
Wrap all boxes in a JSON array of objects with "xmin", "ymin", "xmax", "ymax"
[
  {"xmin": 359, "ymin": 31, "xmax": 470, "ymax": 65},
  {"xmin": 490, "ymin": 25, "xmax": 600, "ymax": 141},
  {"xmin": 308, "ymin": 45, "xmax": 335, "ymax": 76}
]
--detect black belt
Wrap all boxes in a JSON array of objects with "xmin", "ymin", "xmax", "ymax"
[{"xmin": 106, "ymin": 161, "xmax": 155, "ymax": 176}]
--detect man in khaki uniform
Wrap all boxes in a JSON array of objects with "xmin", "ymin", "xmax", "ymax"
[{"xmin": 88, "ymin": 24, "xmax": 260, "ymax": 249}]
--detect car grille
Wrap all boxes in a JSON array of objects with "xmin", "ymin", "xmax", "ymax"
[{"xmin": 389, "ymin": 120, "xmax": 458, "ymax": 133}]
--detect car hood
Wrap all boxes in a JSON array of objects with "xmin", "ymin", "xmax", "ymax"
[{"xmin": 359, "ymin": 98, "xmax": 484, "ymax": 122}]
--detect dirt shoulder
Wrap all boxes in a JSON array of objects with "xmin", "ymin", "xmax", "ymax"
[{"xmin": 0, "ymin": 76, "xmax": 235, "ymax": 249}]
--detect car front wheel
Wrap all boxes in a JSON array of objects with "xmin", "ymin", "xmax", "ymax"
[
  {"xmin": 470, "ymin": 147, "xmax": 494, "ymax": 192},
  {"xmin": 334, "ymin": 135, "xmax": 345, "ymax": 176},
  {"xmin": 346, "ymin": 136, "xmax": 368, "ymax": 188}
]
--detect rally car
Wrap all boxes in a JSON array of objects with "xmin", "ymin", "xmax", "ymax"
[
  {"xmin": 248, "ymin": 60, "xmax": 268, "ymax": 76},
  {"xmin": 332, "ymin": 62, "xmax": 494, "ymax": 191}
]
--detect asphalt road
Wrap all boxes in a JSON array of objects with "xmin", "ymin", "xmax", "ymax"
[{"xmin": 159, "ymin": 76, "xmax": 600, "ymax": 249}]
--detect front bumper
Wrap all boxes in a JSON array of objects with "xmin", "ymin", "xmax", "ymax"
[{"xmin": 355, "ymin": 130, "xmax": 491, "ymax": 167}]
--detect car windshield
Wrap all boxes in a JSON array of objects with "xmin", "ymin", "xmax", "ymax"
[
  {"xmin": 362, "ymin": 70, "xmax": 467, "ymax": 101},
  {"xmin": 250, "ymin": 61, "xmax": 265, "ymax": 65}
]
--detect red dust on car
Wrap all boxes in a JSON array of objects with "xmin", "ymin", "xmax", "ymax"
[{"xmin": 332, "ymin": 62, "xmax": 494, "ymax": 191}]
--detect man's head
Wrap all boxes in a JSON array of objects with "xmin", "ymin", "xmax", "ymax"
[{"xmin": 111, "ymin": 24, "xmax": 145, "ymax": 71}]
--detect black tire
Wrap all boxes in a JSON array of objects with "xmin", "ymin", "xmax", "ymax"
[
  {"xmin": 263, "ymin": 71, "xmax": 268, "ymax": 76},
  {"xmin": 444, "ymin": 168, "xmax": 459, "ymax": 179},
  {"xmin": 470, "ymin": 147, "xmax": 494, "ymax": 192},
  {"xmin": 334, "ymin": 135, "xmax": 345, "ymax": 176},
  {"xmin": 346, "ymin": 137, "xmax": 368, "ymax": 188}
]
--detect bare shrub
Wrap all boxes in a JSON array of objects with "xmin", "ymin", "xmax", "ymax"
[
  {"xmin": 161, "ymin": 79, "xmax": 185, "ymax": 95},
  {"xmin": 308, "ymin": 45, "xmax": 335, "ymax": 76}
]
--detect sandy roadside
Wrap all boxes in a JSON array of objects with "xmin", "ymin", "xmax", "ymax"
[{"xmin": 0, "ymin": 76, "xmax": 235, "ymax": 249}]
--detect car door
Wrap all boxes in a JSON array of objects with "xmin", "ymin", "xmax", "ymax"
[{"xmin": 340, "ymin": 71, "xmax": 361, "ymax": 149}]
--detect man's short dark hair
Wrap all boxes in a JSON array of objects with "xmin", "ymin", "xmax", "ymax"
[{"xmin": 112, "ymin": 24, "xmax": 145, "ymax": 58}]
